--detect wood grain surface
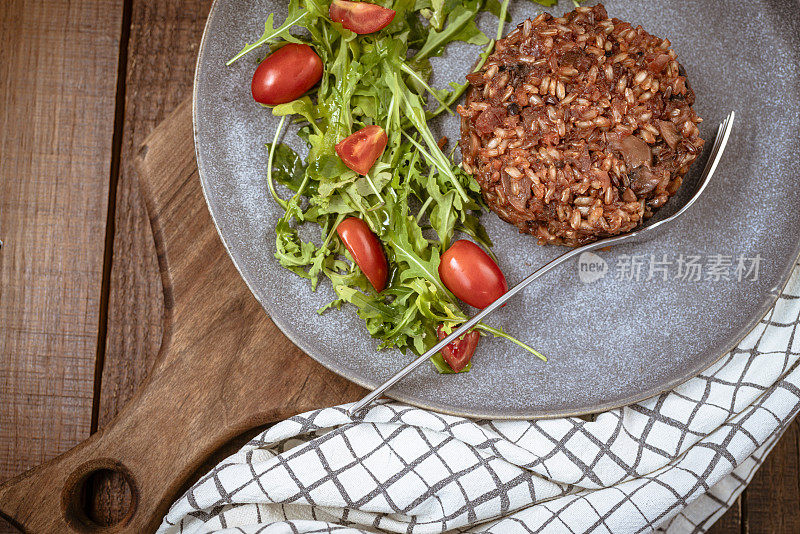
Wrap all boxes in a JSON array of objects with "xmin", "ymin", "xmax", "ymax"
[
  {"xmin": 88, "ymin": 1, "xmax": 213, "ymax": 524},
  {"xmin": 0, "ymin": 1, "xmax": 798, "ymax": 532},
  {"xmin": 0, "ymin": 0, "xmax": 123, "ymax": 511},
  {"xmin": 0, "ymin": 98, "xmax": 365, "ymax": 533}
]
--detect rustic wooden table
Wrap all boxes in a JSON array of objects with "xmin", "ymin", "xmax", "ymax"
[{"xmin": 0, "ymin": 2, "xmax": 798, "ymax": 532}]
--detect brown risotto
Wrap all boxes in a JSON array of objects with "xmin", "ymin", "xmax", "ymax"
[{"xmin": 458, "ymin": 3, "xmax": 704, "ymax": 246}]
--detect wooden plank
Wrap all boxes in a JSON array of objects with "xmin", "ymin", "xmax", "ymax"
[
  {"xmin": 0, "ymin": 0, "xmax": 123, "ymax": 494},
  {"xmin": 86, "ymin": 0, "xmax": 213, "ymax": 525},
  {"xmin": 0, "ymin": 100, "xmax": 365, "ymax": 533},
  {"xmin": 98, "ymin": 0, "xmax": 211, "ymax": 432},
  {"xmin": 742, "ymin": 417, "xmax": 800, "ymax": 533}
]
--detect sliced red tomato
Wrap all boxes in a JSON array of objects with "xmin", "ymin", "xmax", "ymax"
[
  {"xmin": 251, "ymin": 43, "xmax": 323, "ymax": 106},
  {"xmin": 337, "ymin": 217, "xmax": 388, "ymax": 292},
  {"xmin": 437, "ymin": 325, "xmax": 480, "ymax": 372},
  {"xmin": 329, "ymin": 0, "xmax": 396, "ymax": 34},
  {"xmin": 334, "ymin": 125, "xmax": 388, "ymax": 175},
  {"xmin": 438, "ymin": 240, "xmax": 508, "ymax": 309}
]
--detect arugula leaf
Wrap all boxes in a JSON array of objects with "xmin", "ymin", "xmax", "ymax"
[
  {"xmin": 484, "ymin": 0, "xmax": 512, "ymax": 21},
  {"xmin": 429, "ymin": 190, "xmax": 456, "ymax": 249},
  {"xmin": 227, "ymin": 1, "xmax": 311, "ymax": 65},
  {"xmin": 265, "ymin": 143, "xmax": 307, "ymax": 192},
  {"xmin": 386, "ymin": 197, "xmax": 451, "ymax": 298},
  {"xmin": 235, "ymin": 0, "xmax": 547, "ymax": 372},
  {"xmin": 273, "ymin": 97, "xmax": 322, "ymax": 131},
  {"xmin": 414, "ymin": 1, "xmax": 489, "ymax": 60}
]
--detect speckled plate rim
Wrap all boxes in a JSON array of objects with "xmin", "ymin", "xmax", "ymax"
[{"xmin": 192, "ymin": 0, "xmax": 800, "ymax": 419}]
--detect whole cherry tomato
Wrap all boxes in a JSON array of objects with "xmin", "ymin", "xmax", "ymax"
[
  {"xmin": 329, "ymin": 0, "xmax": 396, "ymax": 34},
  {"xmin": 437, "ymin": 325, "xmax": 480, "ymax": 372},
  {"xmin": 334, "ymin": 125, "xmax": 388, "ymax": 175},
  {"xmin": 438, "ymin": 240, "xmax": 507, "ymax": 309},
  {"xmin": 251, "ymin": 43, "xmax": 323, "ymax": 106},
  {"xmin": 337, "ymin": 217, "xmax": 388, "ymax": 292}
]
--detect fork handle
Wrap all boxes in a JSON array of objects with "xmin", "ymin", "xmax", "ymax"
[{"xmin": 348, "ymin": 237, "xmax": 619, "ymax": 415}]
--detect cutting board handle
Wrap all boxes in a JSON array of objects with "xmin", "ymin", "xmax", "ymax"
[
  {"xmin": 0, "ymin": 357, "xmax": 251, "ymax": 533},
  {"xmin": 0, "ymin": 99, "xmax": 364, "ymax": 533}
]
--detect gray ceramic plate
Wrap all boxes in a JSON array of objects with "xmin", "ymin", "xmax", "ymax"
[{"xmin": 194, "ymin": 0, "xmax": 800, "ymax": 418}]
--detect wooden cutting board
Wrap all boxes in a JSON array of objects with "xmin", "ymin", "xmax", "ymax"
[{"xmin": 0, "ymin": 98, "xmax": 366, "ymax": 533}]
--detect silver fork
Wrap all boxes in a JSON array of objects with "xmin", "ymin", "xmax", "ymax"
[{"xmin": 348, "ymin": 111, "xmax": 735, "ymax": 417}]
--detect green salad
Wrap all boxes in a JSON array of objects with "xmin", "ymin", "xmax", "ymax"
[{"xmin": 230, "ymin": 0, "xmax": 553, "ymax": 372}]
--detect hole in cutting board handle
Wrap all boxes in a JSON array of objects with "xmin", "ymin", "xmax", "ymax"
[{"xmin": 61, "ymin": 460, "xmax": 138, "ymax": 532}]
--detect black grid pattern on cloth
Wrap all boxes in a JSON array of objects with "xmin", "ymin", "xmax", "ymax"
[{"xmin": 159, "ymin": 263, "xmax": 800, "ymax": 534}]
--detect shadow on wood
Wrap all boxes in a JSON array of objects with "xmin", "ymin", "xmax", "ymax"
[{"xmin": 0, "ymin": 99, "xmax": 366, "ymax": 533}]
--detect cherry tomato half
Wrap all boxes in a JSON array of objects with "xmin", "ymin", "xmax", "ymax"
[
  {"xmin": 334, "ymin": 125, "xmax": 388, "ymax": 175},
  {"xmin": 329, "ymin": 0, "xmax": 396, "ymax": 34},
  {"xmin": 438, "ymin": 240, "xmax": 508, "ymax": 309},
  {"xmin": 337, "ymin": 217, "xmax": 388, "ymax": 292},
  {"xmin": 251, "ymin": 43, "xmax": 323, "ymax": 106},
  {"xmin": 437, "ymin": 325, "xmax": 480, "ymax": 372}
]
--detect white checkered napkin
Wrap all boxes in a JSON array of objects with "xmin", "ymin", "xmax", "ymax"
[{"xmin": 158, "ymin": 263, "xmax": 800, "ymax": 534}]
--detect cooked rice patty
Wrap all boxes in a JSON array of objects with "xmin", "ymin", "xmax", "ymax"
[{"xmin": 458, "ymin": 3, "xmax": 704, "ymax": 246}]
